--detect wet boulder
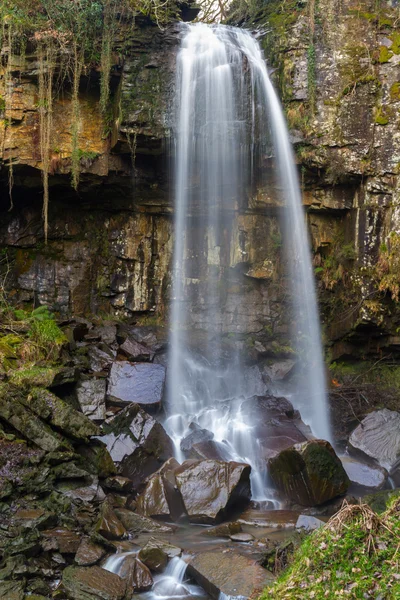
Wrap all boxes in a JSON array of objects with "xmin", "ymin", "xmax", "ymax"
[
  {"xmin": 75, "ymin": 538, "xmax": 106, "ymax": 566},
  {"xmin": 76, "ymin": 378, "xmax": 106, "ymax": 422},
  {"xmin": 136, "ymin": 458, "xmax": 186, "ymax": 521},
  {"xmin": 95, "ymin": 501, "xmax": 127, "ymax": 540},
  {"xmin": 118, "ymin": 556, "xmax": 153, "ymax": 592},
  {"xmin": 96, "ymin": 404, "xmax": 174, "ymax": 488},
  {"xmin": 268, "ymin": 440, "xmax": 349, "ymax": 507},
  {"xmin": 349, "ymin": 409, "xmax": 400, "ymax": 471},
  {"xmin": 175, "ymin": 460, "xmax": 251, "ymax": 524},
  {"xmin": 107, "ymin": 362, "xmax": 166, "ymax": 412},
  {"xmin": 187, "ymin": 550, "xmax": 274, "ymax": 599},
  {"xmin": 138, "ymin": 543, "xmax": 168, "ymax": 572},
  {"xmin": 61, "ymin": 565, "xmax": 126, "ymax": 600}
]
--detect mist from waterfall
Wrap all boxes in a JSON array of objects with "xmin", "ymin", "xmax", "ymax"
[{"xmin": 166, "ymin": 23, "xmax": 331, "ymax": 500}]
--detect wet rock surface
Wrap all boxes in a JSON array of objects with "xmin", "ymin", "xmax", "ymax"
[
  {"xmin": 107, "ymin": 361, "xmax": 166, "ymax": 411},
  {"xmin": 349, "ymin": 409, "xmax": 400, "ymax": 471},
  {"xmin": 268, "ymin": 440, "xmax": 350, "ymax": 506},
  {"xmin": 136, "ymin": 457, "xmax": 186, "ymax": 521},
  {"xmin": 175, "ymin": 460, "xmax": 252, "ymax": 524}
]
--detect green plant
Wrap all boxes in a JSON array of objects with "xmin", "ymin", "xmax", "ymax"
[{"xmin": 262, "ymin": 496, "xmax": 400, "ymax": 599}]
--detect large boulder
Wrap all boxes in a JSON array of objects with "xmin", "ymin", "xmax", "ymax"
[
  {"xmin": 118, "ymin": 556, "xmax": 153, "ymax": 593},
  {"xmin": 138, "ymin": 543, "xmax": 168, "ymax": 572},
  {"xmin": 96, "ymin": 404, "xmax": 174, "ymax": 488},
  {"xmin": 107, "ymin": 362, "xmax": 166, "ymax": 411},
  {"xmin": 61, "ymin": 565, "xmax": 126, "ymax": 600},
  {"xmin": 187, "ymin": 550, "xmax": 274, "ymax": 599},
  {"xmin": 175, "ymin": 460, "xmax": 251, "ymax": 524},
  {"xmin": 136, "ymin": 458, "xmax": 186, "ymax": 521},
  {"xmin": 268, "ymin": 440, "xmax": 349, "ymax": 506},
  {"xmin": 349, "ymin": 409, "xmax": 400, "ymax": 471}
]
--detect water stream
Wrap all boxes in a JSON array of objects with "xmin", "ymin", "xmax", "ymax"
[{"xmin": 165, "ymin": 22, "xmax": 331, "ymax": 499}]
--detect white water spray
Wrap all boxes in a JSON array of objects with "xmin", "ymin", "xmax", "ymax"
[{"xmin": 166, "ymin": 23, "xmax": 331, "ymax": 500}]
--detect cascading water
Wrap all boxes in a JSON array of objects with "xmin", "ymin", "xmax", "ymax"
[{"xmin": 166, "ymin": 23, "xmax": 331, "ymax": 499}]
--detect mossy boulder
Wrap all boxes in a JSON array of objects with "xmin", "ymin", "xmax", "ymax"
[
  {"xmin": 268, "ymin": 440, "xmax": 349, "ymax": 506},
  {"xmin": 20, "ymin": 387, "xmax": 100, "ymax": 441}
]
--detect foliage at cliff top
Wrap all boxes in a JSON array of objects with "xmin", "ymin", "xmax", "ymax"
[{"xmin": 262, "ymin": 496, "xmax": 400, "ymax": 599}]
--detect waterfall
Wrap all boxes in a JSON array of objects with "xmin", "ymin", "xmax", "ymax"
[{"xmin": 166, "ymin": 23, "xmax": 331, "ymax": 498}]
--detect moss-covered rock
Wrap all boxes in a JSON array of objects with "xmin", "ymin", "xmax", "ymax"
[{"xmin": 268, "ymin": 440, "xmax": 349, "ymax": 506}]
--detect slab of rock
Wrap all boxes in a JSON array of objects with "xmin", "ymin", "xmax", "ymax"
[
  {"xmin": 96, "ymin": 404, "xmax": 174, "ymax": 488},
  {"xmin": 114, "ymin": 508, "xmax": 174, "ymax": 535},
  {"xmin": 0, "ymin": 393, "xmax": 69, "ymax": 452},
  {"xmin": 118, "ymin": 556, "xmax": 153, "ymax": 592},
  {"xmin": 187, "ymin": 550, "xmax": 274, "ymax": 599},
  {"xmin": 268, "ymin": 440, "xmax": 350, "ymax": 506},
  {"xmin": 296, "ymin": 515, "xmax": 325, "ymax": 531},
  {"xmin": 175, "ymin": 460, "xmax": 251, "ymax": 524},
  {"xmin": 119, "ymin": 338, "xmax": 155, "ymax": 362},
  {"xmin": 349, "ymin": 409, "xmax": 400, "ymax": 471},
  {"xmin": 76, "ymin": 378, "xmax": 106, "ymax": 421},
  {"xmin": 341, "ymin": 456, "xmax": 388, "ymax": 490},
  {"xmin": 75, "ymin": 539, "xmax": 106, "ymax": 566},
  {"xmin": 136, "ymin": 457, "xmax": 186, "ymax": 521},
  {"xmin": 61, "ymin": 565, "xmax": 126, "ymax": 600},
  {"xmin": 107, "ymin": 361, "xmax": 166, "ymax": 411},
  {"xmin": 20, "ymin": 387, "xmax": 100, "ymax": 440}
]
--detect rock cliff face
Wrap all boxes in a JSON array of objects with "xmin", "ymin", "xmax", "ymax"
[
  {"xmin": 257, "ymin": 0, "xmax": 400, "ymax": 362},
  {"xmin": 1, "ymin": 0, "xmax": 400, "ymax": 366}
]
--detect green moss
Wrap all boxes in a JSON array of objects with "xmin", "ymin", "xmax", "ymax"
[
  {"xmin": 9, "ymin": 366, "xmax": 59, "ymax": 387},
  {"xmin": 378, "ymin": 45, "xmax": 393, "ymax": 63},
  {"xmin": 390, "ymin": 32, "xmax": 400, "ymax": 54},
  {"xmin": 375, "ymin": 106, "xmax": 389, "ymax": 125},
  {"xmin": 390, "ymin": 82, "xmax": 400, "ymax": 101}
]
